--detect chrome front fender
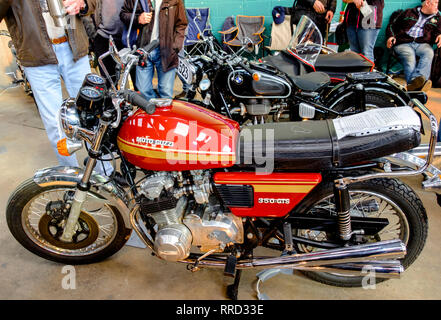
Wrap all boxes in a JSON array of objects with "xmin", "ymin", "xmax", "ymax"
[{"xmin": 33, "ymin": 166, "xmax": 133, "ymax": 229}]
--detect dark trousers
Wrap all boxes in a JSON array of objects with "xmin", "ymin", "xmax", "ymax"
[{"xmin": 93, "ymin": 33, "xmax": 138, "ymax": 91}]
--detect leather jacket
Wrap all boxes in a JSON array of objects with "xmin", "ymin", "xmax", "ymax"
[
  {"xmin": 386, "ymin": 7, "xmax": 441, "ymax": 46},
  {"xmin": 0, "ymin": 0, "xmax": 96, "ymax": 67},
  {"xmin": 120, "ymin": 0, "xmax": 187, "ymax": 72}
]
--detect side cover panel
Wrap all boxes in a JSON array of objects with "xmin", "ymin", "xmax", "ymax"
[{"xmin": 214, "ymin": 172, "xmax": 322, "ymax": 218}]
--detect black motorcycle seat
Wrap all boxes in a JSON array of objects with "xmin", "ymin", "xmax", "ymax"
[
  {"xmin": 315, "ymin": 51, "xmax": 373, "ymax": 70},
  {"xmin": 262, "ymin": 51, "xmax": 301, "ymax": 79},
  {"xmin": 290, "ymin": 72, "xmax": 331, "ymax": 92},
  {"xmin": 263, "ymin": 52, "xmax": 331, "ymax": 91},
  {"xmin": 236, "ymin": 118, "xmax": 421, "ymax": 171}
]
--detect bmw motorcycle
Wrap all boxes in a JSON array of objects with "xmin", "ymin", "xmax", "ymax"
[
  {"xmin": 178, "ymin": 16, "xmax": 426, "ymax": 124},
  {"xmin": 5, "ymin": 28, "xmax": 440, "ymax": 299}
]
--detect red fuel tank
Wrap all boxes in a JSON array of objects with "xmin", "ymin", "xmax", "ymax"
[{"xmin": 117, "ymin": 100, "xmax": 240, "ymax": 171}]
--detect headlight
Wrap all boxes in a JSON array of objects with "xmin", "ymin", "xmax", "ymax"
[
  {"xmin": 199, "ymin": 74, "xmax": 211, "ymax": 91},
  {"xmin": 59, "ymin": 98, "xmax": 81, "ymax": 140}
]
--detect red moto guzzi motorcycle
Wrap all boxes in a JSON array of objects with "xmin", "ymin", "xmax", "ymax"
[{"xmin": 6, "ymin": 35, "xmax": 439, "ymax": 300}]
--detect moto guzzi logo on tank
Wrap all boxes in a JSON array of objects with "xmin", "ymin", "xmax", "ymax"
[{"xmin": 136, "ymin": 136, "xmax": 174, "ymax": 147}]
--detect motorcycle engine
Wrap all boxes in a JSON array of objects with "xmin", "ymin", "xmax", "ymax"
[
  {"xmin": 245, "ymin": 98, "xmax": 272, "ymax": 116},
  {"xmin": 139, "ymin": 171, "xmax": 244, "ymax": 262}
]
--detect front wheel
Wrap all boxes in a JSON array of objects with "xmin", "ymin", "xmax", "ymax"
[
  {"xmin": 6, "ymin": 179, "xmax": 131, "ymax": 264},
  {"xmin": 293, "ymin": 177, "xmax": 428, "ymax": 287}
]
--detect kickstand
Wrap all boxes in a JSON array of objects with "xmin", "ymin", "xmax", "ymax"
[{"xmin": 226, "ymin": 269, "xmax": 242, "ymax": 300}]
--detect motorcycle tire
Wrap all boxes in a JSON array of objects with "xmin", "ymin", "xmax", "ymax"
[
  {"xmin": 6, "ymin": 178, "xmax": 131, "ymax": 265},
  {"xmin": 292, "ymin": 177, "xmax": 428, "ymax": 287}
]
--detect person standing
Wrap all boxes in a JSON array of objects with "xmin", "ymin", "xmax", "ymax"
[
  {"xmin": 92, "ymin": 0, "xmax": 139, "ymax": 88},
  {"xmin": 120, "ymin": 0, "xmax": 187, "ymax": 100},
  {"xmin": 343, "ymin": 0, "xmax": 384, "ymax": 63},
  {"xmin": 290, "ymin": 0, "xmax": 336, "ymax": 37},
  {"xmin": 0, "ymin": 0, "xmax": 93, "ymax": 167}
]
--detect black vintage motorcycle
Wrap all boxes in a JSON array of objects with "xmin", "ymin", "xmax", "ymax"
[
  {"xmin": 178, "ymin": 16, "xmax": 426, "ymax": 124},
  {"xmin": 5, "ymin": 23, "xmax": 440, "ymax": 300}
]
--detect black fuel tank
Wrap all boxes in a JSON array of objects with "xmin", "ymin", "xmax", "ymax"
[{"xmin": 228, "ymin": 68, "xmax": 290, "ymax": 98}]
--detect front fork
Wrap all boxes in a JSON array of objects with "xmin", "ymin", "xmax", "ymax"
[{"xmin": 60, "ymin": 113, "xmax": 112, "ymax": 242}]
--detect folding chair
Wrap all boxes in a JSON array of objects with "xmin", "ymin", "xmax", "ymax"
[
  {"xmin": 219, "ymin": 15, "xmax": 266, "ymax": 58},
  {"xmin": 264, "ymin": 14, "xmax": 292, "ymax": 55},
  {"xmin": 184, "ymin": 8, "xmax": 212, "ymax": 56}
]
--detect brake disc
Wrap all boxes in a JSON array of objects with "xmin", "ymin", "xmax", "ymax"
[{"xmin": 38, "ymin": 211, "xmax": 99, "ymax": 250}]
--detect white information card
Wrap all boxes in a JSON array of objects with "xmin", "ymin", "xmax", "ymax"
[{"xmin": 332, "ymin": 107, "xmax": 421, "ymax": 140}]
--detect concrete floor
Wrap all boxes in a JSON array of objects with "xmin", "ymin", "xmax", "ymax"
[{"xmin": 1, "ymin": 40, "xmax": 441, "ymax": 300}]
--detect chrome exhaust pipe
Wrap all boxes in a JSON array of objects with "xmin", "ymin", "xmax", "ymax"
[
  {"xmin": 131, "ymin": 203, "xmax": 407, "ymax": 279},
  {"xmin": 295, "ymin": 260, "xmax": 404, "ymax": 279},
  {"xmin": 181, "ymin": 240, "xmax": 406, "ymax": 279}
]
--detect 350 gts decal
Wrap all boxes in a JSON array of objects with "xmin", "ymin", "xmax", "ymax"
[{"xmin": 258, "ymin": 198, "xmax": 290, "ymax": 204}]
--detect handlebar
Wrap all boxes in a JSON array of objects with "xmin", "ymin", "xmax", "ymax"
[
  {"xmin": 238, "ymin": 61, "xmax": 255, "ymax": 76},
  {"xmin": 135, "ymin": 40, "xmax": 160, "ymax": 67},
  {"xmin": 142, "ymin": 39, "xmax": 160, "ymax": 55},
  {"xmin": 124, "ymin": 90, "xmax": 156, "ymax": 115}
]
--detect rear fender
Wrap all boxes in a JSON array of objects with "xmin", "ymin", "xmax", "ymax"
[
  {"xmin": 324, "ymin": 81, "xmax": 410, "ymax": 110},
  {"xmin": 33, "ymin": 166, "xmax": 133, "ymax": 229}
]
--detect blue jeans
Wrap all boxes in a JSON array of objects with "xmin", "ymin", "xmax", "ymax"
[
  {"xmin": 346, "ymin": 26, "xmax": 380, "ymax": 62},
  {"xmin": 394, "ymin": 42, "xmax": 434, "ymax": 83},
  {"xmin": 136, "ymin": 47, "xmax": 176, "ymax": 100},
  {"xmin": 24, "ymin": 42, "xmax": 89, "ymax": 167},
  {"xmin": 24, "ymin": 42, "xmax": 113, "ymax": 174}
]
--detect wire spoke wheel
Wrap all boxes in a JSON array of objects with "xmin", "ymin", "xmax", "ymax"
[
  {"xmin": 292, "ymin": 178, "xmax": 427, "ymax": 287},
  {"xmin": 22, "ymin": 188, "xmax": 118, "ymax": 256},
  {"xmin": 297, "ymin": 190, "xmax": 410, "ymax": 254},
  {"xmin": 7, "ymin": 179, "xmax": 130, "ymax": 264}
]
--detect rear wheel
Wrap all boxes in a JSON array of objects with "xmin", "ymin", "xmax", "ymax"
[{"xmin": 292, "ymin": 177, "xmax": 428, "ymax": 287}]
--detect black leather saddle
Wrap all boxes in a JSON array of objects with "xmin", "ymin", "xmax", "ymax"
[
  {"xmin": 236, "ymin": 119, "xmax": 420, "ymax": 171},
  {"xmin": 315, "ymin": 51, "xmax": 374, "ymax": 79},
  {"xmin": 262, "ymin": 51, "xmax": 300, "ymax": 79},
  {"xmin": 290, "ymin": 72, "xmax": 331, "ymax": 92},
  {"xmin": 262, "ymin": 52, "xmax": 331, "ymax": 91}
]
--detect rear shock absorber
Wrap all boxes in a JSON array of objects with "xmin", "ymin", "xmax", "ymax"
[{"xmin": 334, "ymin": 179, "xmax": 352, "ymax": 241}]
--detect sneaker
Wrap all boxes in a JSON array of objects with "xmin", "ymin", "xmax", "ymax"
[
  {"xmin": 407, "ymin": 75, "xmax": 426, "ymax": 91},
  {"xmin": 420, "ymin": 80, "xmax": 432, "ymax": 92}
]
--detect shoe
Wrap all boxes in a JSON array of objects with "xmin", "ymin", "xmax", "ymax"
[
  {"xmin": 407, "ymin": 75, "xmax": 426, "ymax": 91},
  {"xmin": 174, "ymin": 91, "xmax": 187, "ymax": 99},
  {"xmin": 420, "ymin": 80, "xmax": 432, "ymax": 92}
]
